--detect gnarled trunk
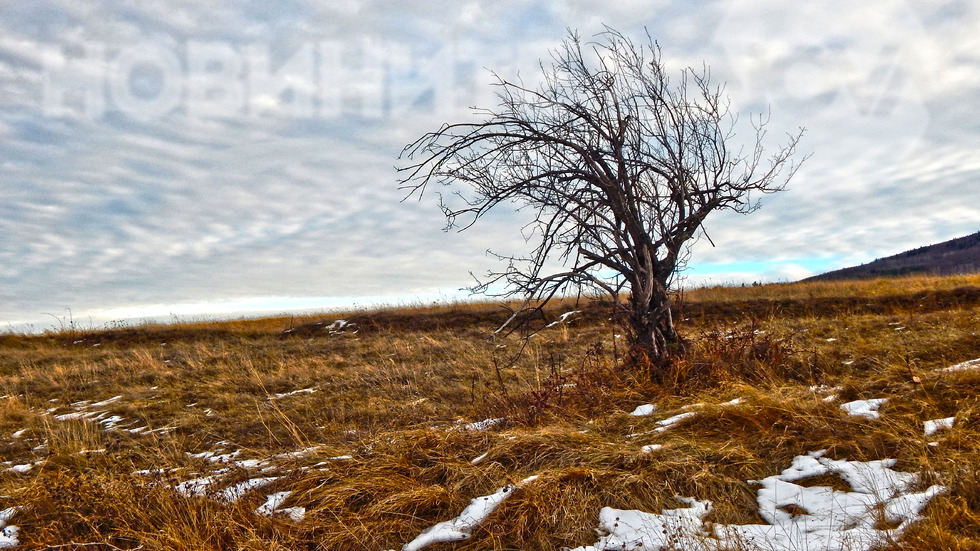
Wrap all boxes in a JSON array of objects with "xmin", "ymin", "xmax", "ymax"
[{"xmin": 626, "ymin": 280, "xmax": 680, "ymax": 378}]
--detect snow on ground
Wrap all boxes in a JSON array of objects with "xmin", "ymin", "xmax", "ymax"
[
  {"xmin": 326, "ymin": 320, "xmax": 356, "ymax": 334},
  {"xmin": 628, "ymin": 399, "xmax": 747, "ymax": 438},
  {"xmin": 2, "ymin": 462, "xmax": 40, "ymax": 475},
  {"xmin": 268, "ymin": 387, "xmax": 317, "ymax": 400},
  {"xmin": 48, "ymin": 394, "xmax": 173, "ymax": 435},
  {"xmin": 255, "ymin": 490, "xmax": 306, "ymax": 521},
  {"xmin": 840, "ymin": 398, "xmax": 887, "ymax": 420},
  {"xmin": 169, "ymin": 448, "xmax": 306, "ymax": 519},
  {"xmin": 401, "ymin": 476, "xmax": 539, "ymax": 551},
  {"xmin": 0, "ymin": 508, "xmax": 18, "ymax": 549},
  {"xmin": 924, "ymin": 416, "xmax": 955, "ymax": 437},
  {"xmin": 169, "ymin": 446, "xmax": 309, "ymax": 506},
  {"xmin": 569, "ymin": 497, "xmax": 712, "ymax": 551},
  {"xmin": 396, "ymin": 386, "xmax": 960, "ymax": 551},
  {"xmin": 654, "ymin": 412, "xmax": 698, "ymax": 433},
  {"xmin": 470, "ymin": 452, "xmax": 489, "ymax": 465},
  {"xmin": 630, "ymin": 404, "xmax": 657, "ymax": 417},
  {"xmin": 218, "ymin": 478, "xmax": 279, "ymax": 503},
  {"xmin": 146, "ymin": 445, "xmax": 313, "ymax": 525},
  {"xmin": 936, "ymin": 357, "xmax": 980, "ymax": 372},
  {"xmin": 569, "ymin": 451, "xmax": 945, "ymax": 551},
  {"xmin": 458, "ymin": 417, "xmax": 506, "ymax": 431},
  {"xmin": 546, "ymin": 311, "xmax": 581, "ymax": 328}
]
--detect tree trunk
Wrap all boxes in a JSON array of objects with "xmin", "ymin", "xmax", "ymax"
[{"xmin": 626, "ymin": 281, "xmax": 681, "ymax": 378}]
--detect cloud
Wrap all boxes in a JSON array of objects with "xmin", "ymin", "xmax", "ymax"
[{"xmin": 1, "ymin": 0, "xmax": 979, "ymax": 329}]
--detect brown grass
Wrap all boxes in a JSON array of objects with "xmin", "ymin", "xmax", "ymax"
[{"xmin": 1, "ymin": 275, "xmax": 979, "ymax": 549}]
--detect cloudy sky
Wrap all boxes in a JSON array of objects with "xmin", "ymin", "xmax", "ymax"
[{"xmin": 1, "ymin": 0, "xmax": 978, "ymax": 331}]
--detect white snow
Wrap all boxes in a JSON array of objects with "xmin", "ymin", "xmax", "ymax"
[
  {"xmin": 45, "ymin": 394, "xmax": 160, "ymax": 437},
  {"xmin": 630, "ymin": 404, "xmax": 657, "ymax": 417},
  {"xmin": 568, "ymin": 497, "xmax": 712, "ymax": 551},
  {"xmin": 924, "ymin": 417, "xmax": 955, "ymax": 437},
  {"xmin": 174, "ymin": 475, "xmax": 220, "ymax": 498},
  {"xmin": 654, "ymin": 412, "xmax": 698, "ymax": 433},
  {"xmin": 268, "ymin": 388, "xmax": 317, "ymax": 400},
  {"xmin": 54, "ymin": 410, "xmax": 103, "ymax": 421},
  {"xmin": 278, "ymin": 506, "xmax": 306, "ymax": 522},
  {"xmin": 0, "ymin": 507, "xmax": 19, "ymax": 548},
  {"xmin": 218, "ymin": 477, "xmax": 278, "ymax": 503},
  {"xmin": 255, "ymin": 491, "xmax": 292, "ymax": 516},
  {"xmin": 459, "ymin": 418, "xmax": 505, "ymax": 431},
  {"xmin": 545, "ymin": 310, "xmax": 581, "ymax": 328},
  {"xmin": 91, "ymin": 395, "xmax": 123, "ymax": 407},
  {"xmin": 3, "ymin": 462, "xmax": 39, "ymax": 474},
  {"xmin": 271, "ymin": 446, "xmax": 322, "ymax": 461},
  {"xmin": 936, "ymin": 358, "xmax": 980, "ymax": 373},
  {"xmin": 98, "ymin": 415, "xmax": 125, "ymax": 429},
  {"xmin": 402, "ymin": 486, "xmax": 516, "ymax": 551},
  {"xmin": 471, "ymin": 453, "xmax": 489, "ymax": 465},
  {"xmin": 401, "ymin": 476, "xmax": 538, "ymax": 551},
  {"xmin": 175, "ymin": 474, "xmax": 280, "ymax": 503},
  {"xmin": 570, "ymin": 451, "xmax": 945, "ymax": 551},
  {"xmin": 840, "ymin": 398, "xmax": 887, "ymax": 420},
  {"xmin": 326, "ymin": 320, "xmax": 355, "ymax": 333},
  {"xmin": 640, "ymin": 444, "xmax": 663, "ymax": 454}
]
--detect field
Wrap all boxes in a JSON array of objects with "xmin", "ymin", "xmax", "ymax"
[{"xmin": 2, "ymin": 274, "xmax": 980, "ymax": 550}]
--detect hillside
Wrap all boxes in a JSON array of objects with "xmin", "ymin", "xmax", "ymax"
[
  {"xmin": 806, "ymin": 230, "xmax": 980, "ymax": 281},
  {"xmin": 1, "ymin": 274, "xmax": 980, "ymax": 550}
]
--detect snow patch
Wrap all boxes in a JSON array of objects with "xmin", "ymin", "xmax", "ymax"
[
  {"xmin": 568, "ymin": 497, "xmax": 712, "ymax": 551},
  {"xmin": 91, "ymin": 395, "xmax": 123, "ymax": 407},
  {"xmin": 571, "ymin": 451, "xmax": 945, "ymax": 551},
  {"xmin": 256, "ymin": 491, "xmax": 292, "ymax": 516},
  {"xmin": 402, "ymin": 476, "xmax": 538, "ymax": 551},
  {"xmin": 937, "ymin": 358, "xmax": 980, "ymax": 373},
  {"xmin": 471, "ymin": 453, "xmax": 489, "ymax": 465},
  {"xmin": 630, "ymin": 404, "xmax": 657, "ymax": 417},
  {"xmin": 546, "ymin": 310, "xmax": 581, "ymax": 328},
  {"xmin": 0, "ymin": 507, "xmax": 18, "ymax": 549},
  {"xmin": 654, "ymin": 412, "xmax": 698, "ymax": 433},
  {"xmin": 840, "ymin": 398, "xmax": 887, "ymax": 420},
  {"xmin": 459, "ymin": 418, "xmax": 505, "ymax": 431},
  {"xmin": 326, "ymin": 320, "xmax": 355, "ymax": 333},
  {"xmin": 219, "ymin": 477, "xmax": 278, "ymax": 503},
  {"xmin": 268, "ymin": 387, "xmax": 317, "ymax": 400},
  {"xmin": 924, "ymin": 417, "xmax": 955, "ymax": 437},
  {"xmin": 174, "ymin": 475, "xmax": 220, "ymax": 498}
]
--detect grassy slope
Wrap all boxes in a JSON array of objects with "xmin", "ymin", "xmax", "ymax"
[{"xmin": 1, "ymin": 274, "xmax": 979, "ymax": 549}]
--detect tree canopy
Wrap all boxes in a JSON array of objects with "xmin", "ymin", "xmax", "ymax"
[{"xmin": 399, "ymin": 28, "xmax": 805, "ymax": 371}]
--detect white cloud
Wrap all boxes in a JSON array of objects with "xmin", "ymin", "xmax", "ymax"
[{"xmin": 1, "ymin": 0, "xmax": 978, "ymax": 329}]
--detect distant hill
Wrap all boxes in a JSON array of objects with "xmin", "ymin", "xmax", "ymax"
[{"xmin": 805, "ymin": 230, "xmax": 980, "ymax": 281}]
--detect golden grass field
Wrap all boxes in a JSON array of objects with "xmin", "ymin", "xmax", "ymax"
[{"xmin": 2, "ymin": 274, "xmax": 980, "ymax": 550}]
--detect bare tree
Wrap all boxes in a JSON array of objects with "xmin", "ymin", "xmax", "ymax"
[{"xmin": 399, "ymin": 28, "xmax": 805, "ymax": 372}]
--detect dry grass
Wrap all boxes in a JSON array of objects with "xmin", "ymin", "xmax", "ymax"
[{"xmin": 1, "ymin": 275, "xmax": 979, "ymax": 549}]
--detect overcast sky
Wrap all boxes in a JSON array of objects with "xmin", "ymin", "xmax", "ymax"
[{"xmin": 1, "ymin": 0, "xmax": 978, "ymax": 331}]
